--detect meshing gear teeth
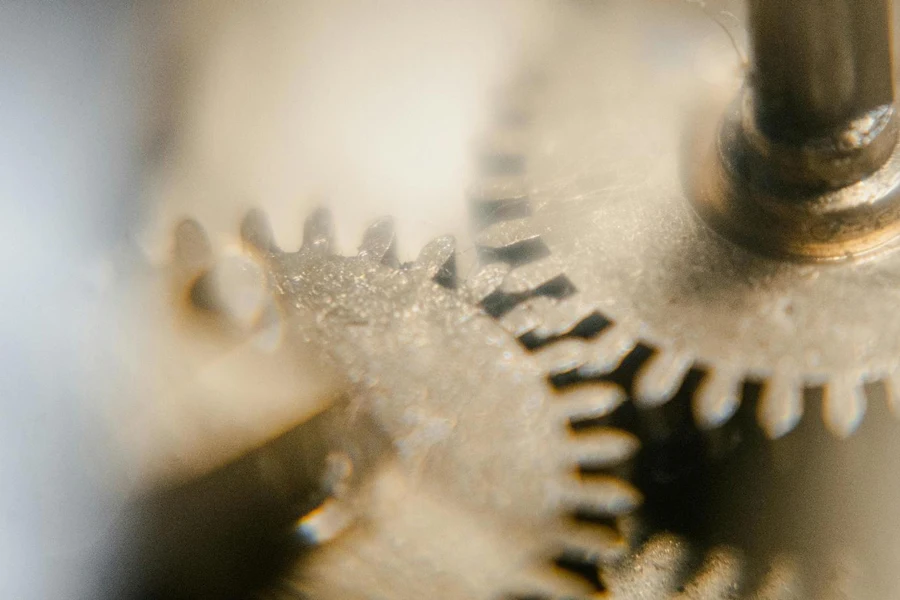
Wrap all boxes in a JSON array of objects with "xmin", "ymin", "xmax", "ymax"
[
  {"xmin": 599, "ymin": 535, "xmax": 812, "ymax": 600},
  {"xmin": 175, "ymin": 208, "xmax": 644, "ymax": 600},
  {"xmin": 469, "ymin": 1, "xmax": 900, "ymax": 441},
  {"xmin": 468, "ymin": 2, "xmax": 900, "ymax": 598}
]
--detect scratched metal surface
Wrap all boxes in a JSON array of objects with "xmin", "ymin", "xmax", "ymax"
[{"xmin": 475, "ymin": 0, "xmax": 900, "ymax": 438}]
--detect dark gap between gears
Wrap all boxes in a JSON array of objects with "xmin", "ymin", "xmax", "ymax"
[
  {"xmin": 569, "ymin": 410, "xmax": 618, "ymax": 431},
  {"xmin": 553, "ymin": 550, "xmax": 607, "ymax": 591},
  {"xmin": 571, "ymin": 508, "xmax": 618, "ymax": 531},
  {"xmin": 481, "ymin": 274, "xmax": 577, "ymax": 318},
  {"xmin": 189, "ymin": 272, "xmax": 218, "ymax": 313},
  {"xmin": 519, "ymin": 311, "xmax": 613, "ymax": 351},
  {"xmin": 534, "ymin": 274, "xmax": 577, "ymax": 300},
  {"xmin": 479, "ymin": 153, "xmax": 526, "ymax": 176},
  {"xmin": 568, "ymin": 397, "xmax": 633, "ymax": 433},
  {"xmin": 611, "ymin": 344, "xmax": 654, "ymax": 391},
  {"xmin": 570, "ymin": 312, "xmax": 613, "ymax": 339},
  {"xmin": 627, "ymin": 369, "xmax": 824, "ymax": 585},
  {"xmin": 477, "ymin": 236, "xmax": 551, "ymax": 267},
  {"xmin": 480, "ymin": 290, "xmax": 521, "ymax": 318},
  {"xmin": 553, "ymin": 341, "xmax": 900, "ymax": 594},
  {"xmin": 383, "ymin": 250, "xmax": 400, "ymax": 270},
  {"xmin": 579, "ymin": 455, "xmax": 636, "ymax": 484},
  {"xmin": 432, "ymin": 259, "xmax": 457, "ymax": 290},
  {"xmin": 469, "ymin": 197, "xmax": 532, "ymax": 228},
  {"xmin": 548, "ymin": 368, "xmax": 582, "ymax": 389},
  {"xmin": 547, "ymin": 345, "xmax": 651, "ymax": 392}
]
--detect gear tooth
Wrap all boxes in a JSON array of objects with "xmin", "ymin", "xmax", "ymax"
[
  {"xmin": 758, "ymin": 374, "xmax": 804, "ymax": 439},
  {"xmin": 559, "ymin": 475, "xmax": 642, "ymax": 518},
  {"xmin": 634, "ymin": 347, "xmax": 692, "ymax": 408},
  {"xmin": 552, "ymin": 382, "xmax": 625, "ymax": 424},
  {"xmin": 750, "ymin": 556, "xmax": 804, "ymax": 599},
  {"xmin": 302, "ymin": 207, "xmax": 335, "ymax": 253},
  {"xmin": 500, "ymin": 257, "xmax": 565, "ymax": 295},
  {"xmin": 240, "ymin": 208, "xmax": 277, "ymax": 253},
  {"xmin": 494, "ymin": 296, "xmax": 544, "ymax": 336},
  {"xmin": 414, "ymin": 235, "xmax": 457, "ymax": 286},
  {"xmin": 534, "ymin": 339, "xmax": 590, "ymax": 375},
  {"xmin": 499, "ymin": 296, "xmax": 557, "ymax": 338},
  {"xmin": 466, "ymin": 263, "xmax": 511, "ymax": 304},
  {"xmin": 526, "ymin": 301, "xmax": 603, "ymax": 344},
  {"xmin": 823, "ymin": 375, "xmax": 867, "ymax": 438},
  {"xmin": 505, "ymin": 566, "xmax": 594, "ymax": 600},
  {"xmin": 693, "ymin": 368, "xmax": 742, "ymax": 429},
  {"xmin": 565, "ymin": 427, "xmax": 640, "ymax": 470},
  {"xmin": 189, "ymin": 254, "xmax": 268, "ymax": 328},
  {"xmin": 358, "ymin": 216, "xmax": 398, "ymax": 266},
  {"xmin": 173, "ymin": 218, "xmax": 212, "ymax": 271},
  {"xmin": 603, "ymin": 534, "xmax": 691, "ymax": 595},
  {"xmin": 577, "ymin": 325, "xmax": 636, "ymax": 377},
  {"xmin": 673, "ymin": 547, "xmax": 743, "ymax": 599},
  {"xmin": 555, "ymin": 520, "xmax": 628, "ymax": 564},
  {"xmin": 475, "ymin": 217, "xmax": 539, "ymax": 252}
]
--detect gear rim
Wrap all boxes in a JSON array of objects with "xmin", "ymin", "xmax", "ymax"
[
  {"xmin": 469, "ymin": 0, "xmax": 900, "ymax": 440},
  {"xmin": 174, "ymin": 207, "xmax": 646, "ymax": 599},
  {"xmin": 467, "ymin": 3, "xmax": 900, "ymax": 598}
]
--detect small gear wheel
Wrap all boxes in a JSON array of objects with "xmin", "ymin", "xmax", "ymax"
[{"xmin": 176, "ymin": 208, "xmax": 648, "ymax": 600}]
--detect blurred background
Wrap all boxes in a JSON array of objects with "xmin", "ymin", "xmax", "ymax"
[
  {"xmin": 0, "ymin": 1, "xmax": 552, "ymax": 597},
  {"xmin": 0, "ymin": 2, "xmax": 137, "ymax": 598}
]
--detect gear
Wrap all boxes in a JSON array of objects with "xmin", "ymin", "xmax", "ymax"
[
  {"xmin": 594, "ymin": 387, "xmax": 900, "ymax": 600},
  {"xmin": 470, "ymin": 0, "xmax": 900, "ymax": 441},
  {"xmin": 601, "ymin": 535, "xmax": 803, "ymax": 600},
  {"xmin": 467, "ymin": 2, "xmax": 900, "ymax": 599},
  {"xmin": 177, "ymin": 208, "xmax": 646, "ymax": 599}
]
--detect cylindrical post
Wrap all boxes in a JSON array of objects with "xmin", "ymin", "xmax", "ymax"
[
  {"xmin": 748, "ymin": 0, "xmax": 894, "ymax": 144},
  {"xmin": 693, "ymin": 0, "xmax": 900, "ymax": 259}
]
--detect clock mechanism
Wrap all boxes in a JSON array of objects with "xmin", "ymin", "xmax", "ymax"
[{"xmin": 131, "ymin": 1, "xmax": 900, "ymax": 598}]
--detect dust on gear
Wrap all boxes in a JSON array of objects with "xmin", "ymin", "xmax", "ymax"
[{"xmin": 184, "ymin": 207, "xmax": 644, "ymax": 600}]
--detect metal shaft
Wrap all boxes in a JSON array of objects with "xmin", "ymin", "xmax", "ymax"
[
  {"xmin": 748, "ymin": 0, "xmax": 894, "ymax": 144},
  {"xmin": 695, "ymin": 0, "xmax": 900, "ymax": 259}
]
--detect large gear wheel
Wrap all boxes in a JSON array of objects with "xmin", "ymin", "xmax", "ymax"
[
  {"xmin": 126, "ymin": 3, "xmax": 900, "ymax": 598},
  {"xmin": 167, "ymin": 208, "xmax": 648, "ymax": 600},
  {"xmin": 467, "ymin": 1, "xmax": 900, "ymax": 599},
  {"xmin": 471, "ymin": 0, "xmax": 900, "ymax": 439}
]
